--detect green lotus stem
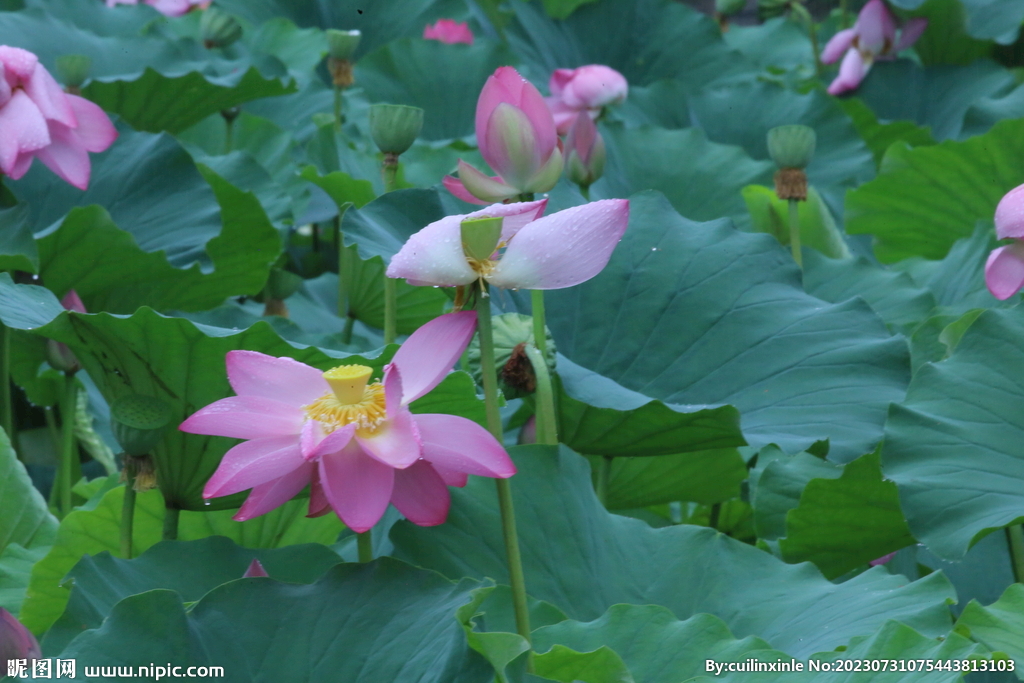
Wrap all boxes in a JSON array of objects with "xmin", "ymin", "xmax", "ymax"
[
  {"xmin": 162, "ymin": 504, "xmax": 180, "ymax": 541},
  {"xmin": 709, "ymin": 502, "xmax": 722, "ymax": 530},
  {"xmin": 333, "ymin": 85, "xmax": 343, "ymax": 132},
  {"xmin": 0, "ymin": 321, "xmax": 11, "ymax": 444},
  {"xmin": 791, "ymin": 3, "xmax": 822, "ymax": 78},
  {"xmin": 595, "ymin": 455, "xmax": 613, "ymax": 507},
  {"xmin": 1007, "ymin": 526, "xmax": 1024, "ymax": 583},
  {"xmin": 342, "ymin": 315, "xmax": 355, "ymax": 345},
  {"xmin": 382, "ymin": 154, "xmax": 399, "ymax": 193},
  {"xmin": 384, "ymin": 276, "xmax": 397, "ymax": 345},
  {"xmin": 224, "ymin": 119, "xmax": 234, "ymax": 154},
  {"xmin": 357, "ymin": 530, "xmax": 373, "ymax": 563},
  {"xmin": 788, "ymin": 198, "xmax": 802, "ymax": 268},
  {"xmin": 476, "ymin": 286, "xmax": 532, "ymax": 645},
  {"xmin": 58, "ymin": 373, "xmax": 78, "ymax": 518},
  {"xmin": 523, "ymin": 344, "xmax": 557, "ymax": 446},
  {"xmin": 530, "ymin": 290, "xmax": 548, "ymax": 357},
  {"xmin": 121, "ymin": 457, "xmax": 137, "ymax": 559},
  {"xmin": 840, "ymin": 0, "xmax": 850, "ymax": 28},
  {"xmin": 579, "ymin": 185, "xmax": 590, "ymax": 201}
]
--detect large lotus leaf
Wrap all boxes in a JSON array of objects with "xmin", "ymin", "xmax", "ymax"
[
  {"xmin": 956, "ymin": 583, "xmax": 1024, "ymax": 674},
  {"xmin": 532, "ymin": 647, "xmax": 632, "ymax": 683},
  {"xmin": 391, "ymin": 445, "xmax": 957, "ymax": 657},
  {"xmin": 883, "ymin": 306, "xmax": 1024, "ymax": 559},
  {"xmin": 853, "ymin": 60, "xmax": 1024, "ymax": 142},
  {"xmin": 0, "ymin": 205, "xmax": 38, "ymax": 274},
  {"xmin": 32, "ymin": 168, "xmax": 279, "ymax": 314},
  {"xmin": 52, "ymin": 559, "xmax": 490, "ymax": 682},
  {"xmin": 340, "ymin": 188, "xmax": 448, "ymax": 261},
  {"xmin": 245, "ymin": 17, "xmax": 328, "ymax": 86},
  {"xmin": 0, "ymin": 427, "xmax": 57, "ymax": 555},
  {"xmin": 212, "ymin": 0, "xmax": 468, "ymax": 59},
  {"xmin": 750, "ymin": 446, "xmax": 842, "ymax": 541},
  {"xmin": 723, "ymin": 19, "xmax": 816, "ymax": 75},
  {"xmin": 0, "ymin": 544, "xmax": 45, "ymax": 615},
  {"xmin": 543, "ymin": 192, "xmax": 909, "ymax": 461},
  {"xmin": 43, "ymin": 536, "xmax": 343, "ymax": 655},
  {"xmin": 899, "ymin": 0, "xmax": 995, "ymax": 66},
  {"xmin": 802, "ymin": 250, "xmax": 937, "ymax": 331},
  {"xmin": 889, "ymin": 0, "xmax": 1024, "ymax": 43},
  {"xmin": 356, "ymin": 38, "xmax": 516, "ymax": 141},
  {"xmin": 592, "ymin": 126, "xmax": 773, "ymax": 226},
  {"xmin": 597, "ymin": 448, "xmax": 748, "ymax": 509},
  {"xmin": 336, "ymin": 250, "xmax": 451, "ymax": 333},
  {"xmin": 778, "ymin": 450, "xmax": 916, "ymax": 579},
  {"xmin": 846, "ymin": 118, "xmax": 1024, "ymax": 263},
  {"xmin": 839, "ymin": 98, "xmax": 937, "ymax": 167},
  {"xmin": 506, "ymin": 0, "xmax": 752, "ymax": 88},
  {"xmin": 742, "ymin": 185, "xmax": 851, "ymax": 261},
  {"xmin": 19, "ymin": 485, "xmax": 344, "ymax": 636}
]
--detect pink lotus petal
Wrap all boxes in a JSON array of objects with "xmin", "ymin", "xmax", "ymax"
[
  {"xmin": 233, "ymin": 461, "xmax": 315, "ymax": 521},
  {"xmin": 8, "ymin": 151, "xmax": 34, "ymax": 180},
  {"xmin": 307, "ymin": 470, "xmax": 330, "ymax": 517},
  {"xmin": 306, "ymin": 423, "xmax": 356, "ymax": 460},
  {"xmin": 484, "ymin": 102, "xmax": 542, "ymax": 188},
  {"xmin": 476, "ymin": 67, "xmax": 525, "ymax": 148},
  {"xmin": 995, "ymin": 184, "xmax": 1024, "ymax": 239},
  {"xmin": 985, "ymin": 243, "xmax": 1024, "ymax": 300},
  {"xmin": 423, "ymin": 19, "xmax": 474, "ymax": 45},
  {"xmin": 0, "ymin": 46, "xmax": 38, "ymax": 81},
  {"xmin": 489, "ymin": 199, "xmax": 630, "ymax": 290},
  {"xmin": 894, "ymin": 18, "xmax": 928, "ymax": 52},
  {"xmin": 356, "ymin": 405, "xmax": 422, "ymax": 469},
  {"xmin": 179, "ymin": 396, "xmax": 304, "ymax": 440},
  {"xmin": 0, "ymin": 91, "xmax": 50, "ymax": 176},
  {"xmin": 65, "ymin": 95, "xmax": 117, "ymax": 153},
  {"xmin": 821, "ymin": 28, "xmax": 857, "ymax": 64},
  {"xmin": 0, "ymin": 607, "xmax": 40, "ymax": 662},
  {"xmin": 513, "ymin": 75, "xmax": 558, "ymax": 159},
  {"xmin": 443, "ymin": 174, "xmax": 492, "ymax": 205},
  {"xmin": 386, "ymin": 213, "xmax": 479, "ymax": 287},
  {"xmin": 389, "ymin": 311, "xmax": 479, "ymax": 404},
  {"xmin": 383, "ymin": 362, "xmax": 404, "ymax": 415},
  {"xmin": 35, "ymin": 120, "xmax": 92, "ymax": 190},
  {"xmin": 415, "ymin": 413, "xmax": 516, "ymax": 478},
  {"xmin": 827, "ymin": 48, "xmax": 868, "ymax": 96},
  {"xmin": 390, "ymin": 460, "xmax": 450, "ymax": 526},
  {"xmin": 547, "ymin": 98, "xmax": 582, "ymax": 136},
  {"xmin": 548, "ymin": 68, "xmax": 575, "ymax": 99},
  {"xmin": 225, "ymin": 350, "xmax": 329, "ymax": 406},
  {"xmin": 431, "ymin": 462, "xmax": 468, "ymax": 487},
  {"xmin": 149, "ymin": 0, "xmax": 194, "ymax": 16},
  {"xmin": 456, "ymin": 159, "xmax": 521, "ymax": 203},
  {"xmin": 857, "ymin": 0, "xmax": 896, "ymax": 54},
  {"xmin": 243, "ymin": 558, "xmax": 269, "ymax": 578},
  {"xmin": 318, "ymin": 441, "xmax": 395, "ymax": 532},
  {"xmin": 61, "ymin": 290, "xmax": 86, "ymax": 313},
  {"xmin": 24, "ymin": 62, "xmax": 76, "ymax": 128},
  {"xmin": 558, "ymin": 65, "xmax": 628, "ymax": 110},
  {"xmin": 203, "ymin": 435, "xmax": 305, "ymax": 498},
  {"xmin": 869, "ymin": 552, "xmax": 896, "ymax": 566}
]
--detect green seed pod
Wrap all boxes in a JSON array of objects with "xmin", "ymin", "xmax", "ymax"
[
  {"xmin": 201, "ymin": 7, "xmax": 243, "ymax": 49},
  {"xmin": 369, "ymin": 103, "xmax": 424, "ymax": 155},
  {"xmin": 326, "ymin": 29, "xmax": 361, "ymax": 61},
  {"xmin": 716, "ymin": 0, "xmax": 746, "ymax": 16},
  {"xmin": 465, "ymin": 313, "xmax": 556, "ymax": 400},
  {"xmin": 110, "ymin": 393, "xmax": 172, "ymax": 457},
  {"xmin": 55, "ymin": 55, "xmax": 92, "ymax": 89},
  {"xmin": 757, "ymin": 0, "xmax": 790, "ymax": 20},
  {"xmin": 460, "ymin": 216, "xmax": 503, "ymax": 263},
  {"xmin": 767, "ymin": 124, "xmax": 816, "ymax": 170}
]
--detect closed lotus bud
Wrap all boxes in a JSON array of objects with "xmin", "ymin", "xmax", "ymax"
[
  {"xmin": 716, "ymin": 0, "xmax": 746, "ymax": 15},
  {"xmin": 55, "ymin": 54, "xmax": 91, "ymax": 91},
  {"xmin": 326, "ymin": 29, "xmax": 361, "ymax": 61},
  {"xmin": 243, "ymin": 558, "xmax": 269, "ymax": 578},
  {"xmin": 201, "ymin": 7, "xmax": 243, "ymax": 49},
  {"xmin": 564, "ymin": 112, "xmax": 606, "ymax": 189},
  {"xmin": 1, "ymin": 608, "xmax": 40, "ymax": 670},
  {"xmin": 465, "ymin": 313, "xmax": 556, "ymax": 399},
  {"xmin": 768, "ymin": 125, "xmax": 815, "ymax": 201},
  {"xmin": 46, "ymin": 339, "xmax": 81, "ymax": 374},
  {"xmin": 110, "ymin": 393, "xmax": 173, "ymax": 457},
  {"xmin": 369, "ymin": 104, "xmax": 424, "ymax": 156}
]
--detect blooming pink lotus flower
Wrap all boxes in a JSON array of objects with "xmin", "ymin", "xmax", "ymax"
[
  {"xmin": 1, "ymin": 608, "xmax": 40, "ymax": 672},
  {"xmin": 985, "ymin": 184, "xmax": 1024, "ymax": 300},
  {"xmin": 444, "ymin": 67, "xmax": 563, "ymax": 205},
  {"xmin": 545, "ymin": 65, "xmax": 628, "ymax": 135},
  {"xmin": 564, "ymin": 112, "xmax": 606, "ymax": 189},
  {"xmin": 387, "ymin": 197, "xmax": 629, "ymax": 290},
  {"xmin": 821, "ymin": 0, "xmax": 927, "ymax": 96},
  {"xmin": 180, "ymin": 312, "xmax": 515, "ymax": 531},
  {"xmin": 423, "ymin": 19, "xmax": 474, "ymax": 45},
  {"xmin": 105, "ymin": 0, "xmax": 208, "ymax": 17},
  {"xmin": 0, "ymin": 46, "xmax": 116, "ymax": 190}
]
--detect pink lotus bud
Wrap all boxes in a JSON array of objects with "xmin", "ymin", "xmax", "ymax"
[
  {"xmin": 47, "ymin": 289, "xmax": 87, "ymax": 373},
  {"xmin": 0, "ymin": 46, "xmax": 117, "ymax": 190},
  {"xmin": 1, "ymin": 608, "xmax": 41, "ymax": 671},
  {"xmin": 105, "ymin": 0, "xmax": 208, "ymax": 17},
  {"xmin": 243, "ymin": 558, "xmax": 269, "ymax": 578},
  {"xmin": 444, "ymin": 67, "xmax": 562, "ymax": 204},
  {"xmin": 986, "ymin": 183, "xmax": 1024, "ymax": 300},
  {"xmin": 423, "ymin": 19, "xmax": 474, "ymax": 45},
  {"xmin": 564, "ymin": 112, "xmax": 605, "ymax": 189},
  {"xmin": 546, "ymin": 65, "xmax": 628, "ymax": 134}
]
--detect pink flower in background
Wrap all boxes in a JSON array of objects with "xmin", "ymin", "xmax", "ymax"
[
  {"xmin": 869, "ymin": 552, "xmax": 896, "ymax": 566},
  {"xmin": 181, "ymin": 312, "xmax": 515, "ymax": 531},
  {"xmin": 1, "ymin": 608, "xmax": 40, "ymax": 672},
  {"xmin": 242, "ymin": 559, "xmax": 269, "ymax": 578},
  {"xmin": 444, "ymin": 67, "xmax": 563, "ymax": 205},
  {"xmin": 985, "ymin": 184, "xmax": 1024, "ymax": 300},
  {"xmin": 388, "ymin": 198, "xmax": 630, "ymax": 290},
  {"xmin": 423, "ymin": 19, "xmax": 474, "ymax": 45},
  {"xmin": 46, "ymin": 290, "xmax": 87, "ymax": 373},
  {"xmin": 0, "ymin": 46, "xmax": 116, "ymax": 190},
  {"xmin": 821, "ymin": 0, "xmax": 927, "ymax": 96},
  {"xmin": 105, "ymin": 0, "xmax": 208, "ymax": 17},
  {"xmin": 546, "ymin": 65, "xmax": 628, "ymax": 134}
]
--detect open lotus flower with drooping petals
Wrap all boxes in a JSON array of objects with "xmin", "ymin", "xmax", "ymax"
[
  {"xmin": 180, "ymin": 312, "xmax": 515, "ymax": 531},
  {"xmin": 105, "ymin": 0, "xmax": 208, "ymax": 17},
  {"xmin": 0, "ymin": 46, "xmax": 117, "ymax": 190},
  {"xmin": 1, "ymin": 608, "xmax": 40, "ymax": 671},
  {"xmin": 546, "ymin": 65, "xmax": 628, "ymax": 135},
  {"xmin": 423, "ymin": 19, "xmax": 474, "ymax": 45},
  {"xmin": 444, "ymin": 66, "xmax": 563, "ymax": 205},
  {"xmin": 387, "ymin": 197, "xmax": 629, "ymax": 290},
  {"xmin": 821, "ymin": 0, "xmax": 927, "ymax": 96},
  {"xmin": 985, "ymin": 184, "xmax": 1024, "ymax": 300}
]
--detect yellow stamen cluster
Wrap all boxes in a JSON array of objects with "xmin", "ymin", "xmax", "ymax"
[
  {"xmin": 305, "ymin": 364, "xmax": 388, "ymax": 435},
  {"xmin": 465, "ymin": 241, "xmax": 506, "ymax": 278}
]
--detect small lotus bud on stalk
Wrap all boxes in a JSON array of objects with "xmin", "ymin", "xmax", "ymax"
[
  {"xmin": 263, "ymin": 267, "xmax": 304, "ymax": 318},
  {"xmin": 715, "ymin": 0, "xmax": 746, "ymax": 31},
  {"xmin": 55, "ymin": 54, "xmax": 91, "ymax": 95},
  {"xmin": 1, "ymin": 608, "xmax": 40, "ymax": 669},
  {"xmin": 767, "ymin": 124, "xmax": 816, "ymax": 268},
  {"xmin": 326, "ymin": 29, "xmax": 361, "ymax": 129},
  {"xmin": 200, "ymin": 7, "xmax": 243, "ymax": 50},
  {"xmin": 564, "ymin": 112, "xmax": 606, "ymax": 198}
]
